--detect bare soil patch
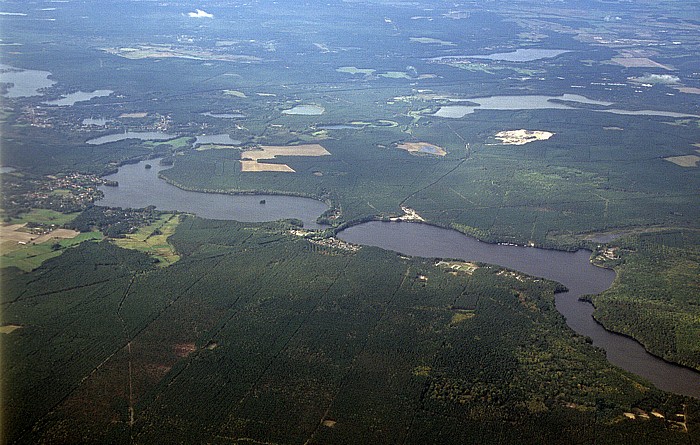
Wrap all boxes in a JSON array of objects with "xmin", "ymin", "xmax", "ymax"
[
  {"xmin": 119, "ymin": 112, "xmax": 148, "ymax": 118},
  {"xmin": 664, "ymin": 155, "xmax": 700, "ymax": 167},
  {"xmin": 397, "ymin": 142, "xmax": 446, "ymax": 156},
  {"xmin": 611, "ymin": 57, "xmax": 672, "ymax": 70},
  {"xmin": 1, "ymin": 224, "xmax": 80, "ymax": 253},
  {"xmin": 0, "ymin": 325, "xmax": 22, "ymax": 334},
  {"xmin": 494, "ymin": 129, "xmax": 554, "ymax": 145},
  {"xmin": 241, "ymin": 144, "xmax": 330, "ymax": 172},
  {"xmin": 675, "ymin": 86, "xmax": 700, "ymax": 95},
  {"xmin": 174, "ymin": 343, "xmax": 197, "ymax": 358}
]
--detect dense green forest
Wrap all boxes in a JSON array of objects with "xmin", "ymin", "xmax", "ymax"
[
  {"xmin": 2, "ymin": 217, "xmax": 697, "ymax": 444},
  {"xmin": 591, "ymin": 230, "xmax": 700, "ymax": 371}
]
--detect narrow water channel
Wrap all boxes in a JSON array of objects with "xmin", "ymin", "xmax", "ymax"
[
  {"xmin": 337, "ymin": 221, "xmax": 700, "ymax": 398},
  {"xmin": 98, "ymin": 161, "xmax": 700, "ymax": 398}
]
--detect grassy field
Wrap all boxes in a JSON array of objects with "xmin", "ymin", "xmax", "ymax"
[
  {"xmin": 0, "ymin": 231, "xmax": 102, "ymax": 271},
  {"xmin": 111, "ymin": 214, "xmax": 181, "ymax": 267},
  {"xmin": 8, "ymin": 209, "xmax": 78, "ymax": 226}
]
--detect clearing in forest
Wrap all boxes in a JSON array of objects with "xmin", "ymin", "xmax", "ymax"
[
  {"xmin": 494, "ymin": 129, "xmax": 554, "ymax": 145},
  {"xmin": 664, "ymin": 155, "xmax": 700, "ymax": 167},
  {"xmin": 240, "ymin": 144, "xmax": 331, "ymax": 172},
  {"xmin": 397, "ymin": 142, "xmax": 446, "ymax": 156},
  {"xmin": 112, "ymin": 214, "xmax": 181, "ymax": 266},
  {"xmin": 0, "ymin": 224, "xmax": 80, "ymax": 253}
]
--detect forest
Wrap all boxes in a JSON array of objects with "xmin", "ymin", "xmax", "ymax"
[{"xmin": 1, "ymin": 217, "xmax": 697, "ymax": 444}]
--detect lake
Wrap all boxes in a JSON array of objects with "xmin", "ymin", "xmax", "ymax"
[
  {"xmin": 97, "ymin": 159, "xmax": 329, "ymax": 229},
  {"xmin": 86, "ymin": 131, "xmax": 176, "ymax": 145},
  {"xmin": 98, "ymin": 162, "xmax": 700, "ymax": 398},
  {"xmin": 43, "ymin": 90, "xmax": 113, "ymax": 106},
  {"xmin": 193, "ymin": 134, "xmax": 242, "ymax": 147},
  {"xmin": 282, "ymin": 104, "xmax": 325, "ymax": 115},
  {"xmin": 337, "ymin": 221, "xmax": 700, "ymax": 398},
  {"xmin": 461, "ymin": 49, "xmax": 570, "ymax": 62},
  {"xmin": 433, "ymin": 94, "xmax": 699, "ymax": 119},
  {"xmin": 0, "ymin": 64, "xmax": 55, "ymax": 98},
  {"xmin": 201, "ymin": 112, "xmax": 246, "ymax": 119}
]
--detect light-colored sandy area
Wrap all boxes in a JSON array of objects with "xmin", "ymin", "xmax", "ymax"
[
  {"xmin": 611, "ymin": 57, "xmax": 672, "ymax": 70},
  {"xmin": 495, "ymin": 129, "xmax": 554, "ymax": 145},
  {"xmin": 119, "ymin": 112, "xmax": 148, "ymax": 118},
  {"xmin": 397, "ymin": 142, "xmax": 446, "ymax": 156},
  {"xmin": 240, "ymin": 161, "xmax": 296, "ymax": 172},
  {"xmin": 389, "ymin": 207, "xmax": 425, "ymax": 222},
  {"xmin": 410, "ymin": 37, "xmax": 456, "ymax": 46},
  {"xmin": 240, "ymin": 144, "xmax": 330, "ymax": 172},
  {"xmin": 674, "ymin": 86, "xmax": 700, "ymax": 95},
  {"xmin": 0, "ymin": 325, "xmax": 22, "ymax": 334},
  {"xmin": 664, "ymin": 155, "xmax": 700, "ymax": 167},
  {"xmin": 1, "ymin": 224, "xmax": 80, "ymax": 252}
]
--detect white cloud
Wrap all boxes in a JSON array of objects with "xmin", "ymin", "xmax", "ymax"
[
  {"xmin": 188, "ymin": 9, "xmax": 213, "ymax": 18},
  {"xmin": 631, "ymin": 74, "xmax": 680, "ymax": 85}
]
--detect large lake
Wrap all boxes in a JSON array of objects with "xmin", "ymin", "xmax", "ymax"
[
  {"xmin": 98, "ymin": 162, "xmax": 700, "ymax": 397},
  {"xmin": 97, "ymin": 160, "xmax": 329, "ymax": 228},
  {"xmin": 433, "ymin": 94, "xmax": 700, "ymax": 119},
  {"xmin": 461, "ymin": 49, "xmax": 570, "ymax": 62},
  {"xmin": 338, "ymin": 221, "xmax": 700, "ymax": 398}
]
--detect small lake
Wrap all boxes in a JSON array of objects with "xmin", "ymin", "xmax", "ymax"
[
  {"xmin": 201, "ymin": 112, "xmax": 246, "ymax": 119},
  {"xmin": 193, "ymin": 134, "xmax": 242, "ymax": 147},
  {"xmin": 43, "ymin": 89, "xmax": 113, "ymax": 106},
  {"xmin": 337, "ymin": 221, "xmax": 700, "ymax": 398},
  {"xmin": 97, "ymin": 160, "xmax": 329, "ymax": 229},
  {"xmin": 282, "ymin": 105, "xmax": 325, "ymax": 115},
  {"xmin": 86, "ymin": 131, "xmax": 176, "ymax": 145},
  {"xmin": 0, "ymin": 64, "xmax": 55, "ymax": 98},
  {"xmin": 462, "ymin": 49, "xmax": 570, "ymax": 62},
  {"xmin": 433, "ymin": 94, "xmax": 699, "ymax": 119}
]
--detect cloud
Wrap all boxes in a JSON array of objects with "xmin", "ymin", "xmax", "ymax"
[
  {"xmin": 631, "ymin": 74, "xmax": 680, "ymax": 85},
  {"xmin": 188, "ymin": 9, "xmax": 213, "ymax": 18}
]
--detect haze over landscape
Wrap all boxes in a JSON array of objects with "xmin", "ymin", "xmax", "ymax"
[{"xmin": 1, "ymin": 0, "xmax": 699, "ymax": 443}]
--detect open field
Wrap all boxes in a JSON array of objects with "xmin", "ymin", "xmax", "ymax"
[
  {"xmin": 664, "ymin": 155, "xmax": 700, "ymax": 167},
  {"xmin": 494, "ymin": 130, "xmax": 555, "ymax": 145},
  {"xmin": 111, "ymin": 214, "xmax": 181, "ymax": 266},
  {"xmin": 7, "ymin": 209, "xmax": 77, "ymax": 226},
  {"xmin": 396, "ymin": 142, "xmax": 446, "ymax": 156},
  {"xmin": 241, "ymin": 144, "xmax": 331, "ymax": 172},
  {"xmin": 1, "ymin": 224, "xmax": 80, "ymax": 253},
  {"xmin": 611, "ymin": 57, "xmax": 673, "ymax": 70},
  {"xmin": 0, "ymin": 325, "xmax": 22, "ymax": 334},
  {"xmin": 0, "ymin": 231, "xmax": 102, "ymax": 271},
  {"xmin": 102, "ymin": 46, "xmax": 262, "ymax": 63}
]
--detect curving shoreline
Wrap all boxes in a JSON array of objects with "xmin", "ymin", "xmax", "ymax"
[
  {"xmin": 98, "ymin": 159, "xmax": 700, "ymax": 398},
  {"xmin": 337, "ymin": 220, "xmax": 700, "ymax": 398}
]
